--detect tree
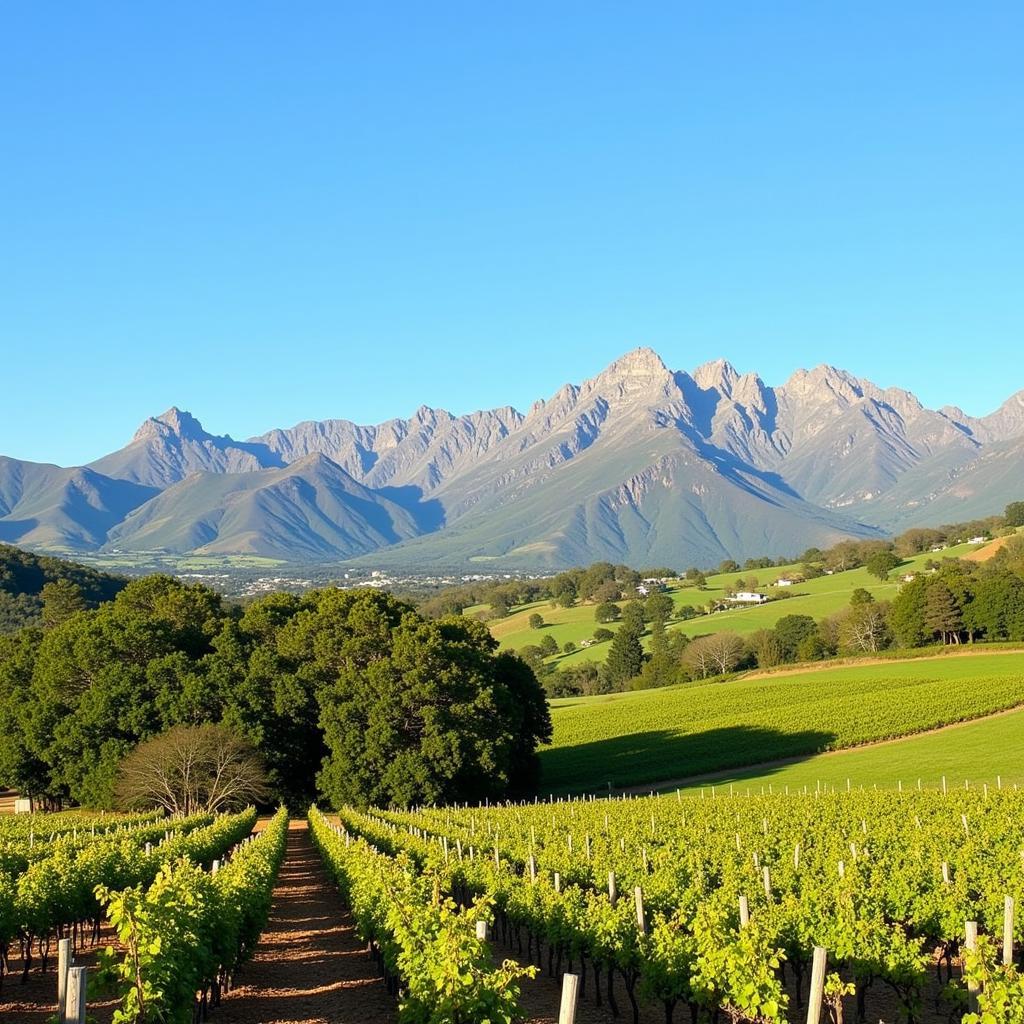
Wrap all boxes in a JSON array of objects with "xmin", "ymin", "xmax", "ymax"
[
  {"xmin": 621, "ymin": 601, "xmax": 646, "ymax": 635},
  {"xmin": 749, "ymin": 629, "xmax": 782, "ymax": 669},
  {"xmin": 317, "ymin": 611, "xmax": 551, "ymax": 807},
  {"xmin": 839, "ymin": 601, "xmax": 891, "ymax": 653},
  {"xmin": 682, "ymin": 633, "xmax": 744, "ymax": 679},
  {"xmin": 850, "ymin": 588, "xmax": 875, "ymax": 606},
  {"xmin": 528, "ymin": 612, "xmax": 544, "ymax": 630},
  {"xmin": 1005, "ymin": 502, "xmax": 1024, "ymax": 528},
  {"xmin": 556, "ymin": 590, "xmax": 576, "ymax": 609},
  {"xmin": 605, "ymin": 621, "xmax": 644, "ymax": 688},
  {"xmin": 865, "ymin": 550, "xmax": 901, "ymax": 581},
  {"xmin": 115, "ymin": 724, "xmax": 270, "ymax": 815},
  {"xmin": 966, "ymin": 569, "xmax": 1024, "ymax": 641},
  {"xmin": 592, "ymin": 627, "xmax": 614, "ymax": 643},
  {"xmin": 591, "ymin": 580, "xmax": 623, "ymax": 604},
  {"xmin": 594, "ymin": 602, "xmax": 620, "ymax": 623},
  {"xmin": 538, "ymin": 634, "xmax": 559, "ymax": 657},
  {"xmin": 772, "ymin": 615, "xmax": 819, "ymax": 662},
  {"xmin": 718, "ymin": 560, "xmax": 739, "ymax": 574},
  {"xmin": 645, "ymin": 592, "xmax": 674, "ymax": 624},
  {"xmin": 889, "ymin": 577, "xmax": 929, "ymax": 647},
  {"xmin": 923, "ymin": 582, "xmax": 963, "ymax": 645},
  {"xmin": 40, "ymin": 579, "xmax": 86, "ymax": 629},
  {"xmin": 562, "ymin": 641, "xmax": 577, "ymax": 655}
]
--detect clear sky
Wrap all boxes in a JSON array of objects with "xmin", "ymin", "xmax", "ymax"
[{"xmin": 2, "ymin": 2, "xmax": 1021, "ymax": 466}]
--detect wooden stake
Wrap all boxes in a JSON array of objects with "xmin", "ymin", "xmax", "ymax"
[
  {"xmin": 965, "ymin": 921, "xmax": 979, "ymax": 1012},
  {"xmin": 634, "ymin": 887, "xmax": 647, "ymax": 935},
  {"xmin": 558, "ymin": 973, "xmax": 581, "ymax": 1024},
  {"xmin": 739, "ymin": 894, "xmax": 749, "ymax": 927},
  {"xmin": 806, "ymin": 946, "xmax": 827, "ymax": 1024},
  {"xmin": 62, "ymin": 965, "xmax": 87, "ymax": 1024},
  {"xmin": 476, "ymin": 920, "xmax": 489, "ymax": 941},
  {"xmin": 57, "ymin": 938, "xmax": 72, "ymax": 1013},
  {"xmin": 1004, "ymin": 896, "xmax": 1015, "ymax": 966},
  {"xmin": 608, "ymin": 871, "xmax": 617, "ymax": 907}
]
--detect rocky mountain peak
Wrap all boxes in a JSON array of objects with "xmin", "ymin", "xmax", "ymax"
[
  {"xmin": 597, "ymin": 346, "xmax": 669, "ymax": 381},
  {"xmin": 132, "ymin": 407, "xmax": 211, "ymax": 444},
  {"xmin": 692, "ymin": 358, "xmax": 739, "ymax": 395}
]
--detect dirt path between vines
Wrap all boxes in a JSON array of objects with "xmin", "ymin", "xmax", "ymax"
[{"xmin": 214, "ymin": 819, "xmax": 396, "ymax": 1024}]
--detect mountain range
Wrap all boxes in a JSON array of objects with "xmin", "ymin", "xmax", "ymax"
[{"xmin": 2, "ymin": 348, "xmax": 1022, "ymax": 568}]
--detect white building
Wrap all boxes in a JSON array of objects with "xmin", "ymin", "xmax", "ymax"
[
  {"xmin": 775, "ymin": 578, "xmax": 794, "ymax": 587},
  {"xmin": 731, "ymin": 591, "xmax": 768, "ymax": 604},
  {"xmin": 967, "ymin": 536, "xmax": 987, "ymax": 545}
]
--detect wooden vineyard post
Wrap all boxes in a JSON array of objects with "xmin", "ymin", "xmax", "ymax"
[
  {"xmin": 554, "ymin": 871, "xmax": 561, "ymax": 893},
  {"xmin": 558, "ymin": 972, "xmax": 581, "ymax": 1024},
  {"xmin": 965, "ymin": 920, "xmax": 979, "ymax": 1012},
  {"xmin": 806, "ymin": 946, "xmax": 827, "ymax": 1024},
  {"xmin": 739, "ymin": 894, "xmax": 750, "ymax": 927},
  {"xmin": 1004, "ymin": 896, "xmax": 1015, "ymax": 966},
  {"xmin": 528, "ymin": 855, "xmax": 537, "ymax": 883},
  {"xmin": 762, "ymin": 866, "xmax": 772, "ymax": 898},
  {"xmin": 476, "ymin": 920, "xmax": 489, "ymax": 941},
  {"xmin": 61, "ymin": 965, "xmax": 87, "ymax": 1024},
  {"xmin": 634, "ymin": 887, "xmax": 647, "ymax": 935},
  {"xmin": 57, "ymin": 938, "xmax": 72, "ymax": 1013},
  {"xmin": 608, "ymin": 870, "xmax": 618, "ymax": 907}
]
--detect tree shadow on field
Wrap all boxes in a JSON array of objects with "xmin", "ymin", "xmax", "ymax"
[{"xmin": 539, "ymin": 725, "xmax": 838, "ymax": 795}]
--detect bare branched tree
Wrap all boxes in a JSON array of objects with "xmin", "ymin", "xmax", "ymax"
[
  {"xmin": 682, "ymin": 632, "xmax": 745, "ymax": 679},
  {"xmin": 116, "ymin": 724, "xmax": 271, "ymax": 815}
]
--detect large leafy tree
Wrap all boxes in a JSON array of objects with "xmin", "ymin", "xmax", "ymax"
[{"xmin": 315, "ymin": 591, "xmax": 550, "ymax": 808}]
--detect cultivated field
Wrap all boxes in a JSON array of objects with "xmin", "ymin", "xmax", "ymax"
[{"xmin": 539, "ymin": 650, "xmax": 1024, "ymax": 792}]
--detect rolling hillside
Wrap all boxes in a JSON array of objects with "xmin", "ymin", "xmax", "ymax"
[
  {"xmin": 537, "ymin": 650, "xmax": 1024, "ymax": 792},
  {"xmin": 491, "ymin": 540, "xmax": 982, "ymax": 668}
]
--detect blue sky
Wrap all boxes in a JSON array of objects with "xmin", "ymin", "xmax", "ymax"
[{"xmin": 2, "ymin": 2, "xmax": 1021, "ymax": 465}]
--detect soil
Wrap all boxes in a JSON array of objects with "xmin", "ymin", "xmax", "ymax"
[
  {"xmin": 213, "ymin": 819, "xmax": 397, "ymax": 1024},
  {"xmin": 0, "ymin": 928, "xmax": 119, "ymax": 1024}
]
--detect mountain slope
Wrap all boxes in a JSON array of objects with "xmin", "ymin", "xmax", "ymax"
[
  {"xmin": 0, "ymin": 457, "xmax": 157, "ymax": 550},
  {"xmin": 105, "ymin": 454, "xmax": 423, "ymax": 559},
  {"xmin": 4, "ymin": 347, "xmax": 1022, "ymax": 566}
]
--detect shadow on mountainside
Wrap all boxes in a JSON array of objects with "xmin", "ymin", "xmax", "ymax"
[{"xmin": 538, "ymin": 724, "xmax": 838, "ymax": 794}]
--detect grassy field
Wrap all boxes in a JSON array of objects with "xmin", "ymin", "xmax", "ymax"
[
  {"xmin": 491, "ymin": 541, "xmax": 981, "ymax": 668},
  {"xmin": 537, "ymin": 649, "xmax": 1024, "ymax": 792},
  {"xmin": 670, "ymin": 707, "xmax": 1024, "ymax": 796}
]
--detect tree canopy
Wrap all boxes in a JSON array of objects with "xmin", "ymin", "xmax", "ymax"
[{"xmin": 0, "ymin": 578, "xmax": 551, "ymax": 810}]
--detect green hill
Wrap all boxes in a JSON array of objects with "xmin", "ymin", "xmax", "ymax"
[
  {"xmin": 537, "ymin": 650, "xmax": 1024, "ymax": 792},
  {"xmin": 0, "ymin": 544, "xmax": 126, "ymax": 633},
  {"xmin": 493, "ymin": 540, "xmax": 981, "ymax": 668}
]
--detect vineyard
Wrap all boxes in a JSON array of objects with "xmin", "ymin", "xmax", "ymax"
[
  {"xmin": 4, "ymin": 790, "xmax": 1024, "ymax": 1023},
  {"xmin": 0, "ymin": 805, "xmax": 285, "ymax": 1023},
  {"xmin": 542, "ymin": 652, "xmax": 1024, "ymax": 791},
  {"xmin": 322, "ymin": 788, "xmax": 1024, "ymax": 1024}
]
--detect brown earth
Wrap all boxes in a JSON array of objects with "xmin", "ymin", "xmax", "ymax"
[{"xmin": 213, "ymin": 819, "xmax": 397, "ymax": 1024}]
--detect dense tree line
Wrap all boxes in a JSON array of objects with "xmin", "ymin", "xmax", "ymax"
[
  {"xmin": 0, "ymin": 576, "xmax": 550, "ymax": 810},
  {"xmin": 0, "ymin": 544, "xmax": 126, "ymax": 633}
]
